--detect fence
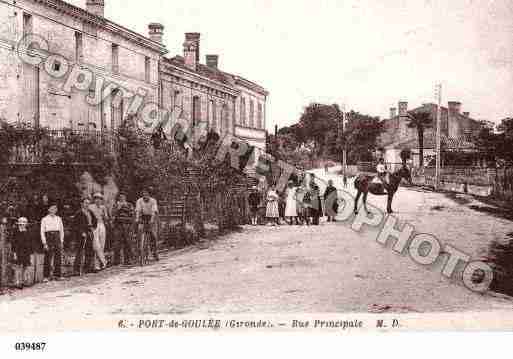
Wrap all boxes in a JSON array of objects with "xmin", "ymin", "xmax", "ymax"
[
  {"xmin": 0, "ymin": 220, "xmax": 6, "ymax": 291},
  {"xmin": 0, "ymin": 188, "xmax": 251, "ymax": 291},
  {"xmin": 7, "ymin": 129, "xmax": 118, "ymax": 164},
  {"xmin": 491, "ymin": 167, "xmax": 513, "ymax": 202}
]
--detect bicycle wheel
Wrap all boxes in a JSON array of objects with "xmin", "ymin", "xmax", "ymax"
[
  {"xmin": 144, "ymin": 230, "xmax": 151, "ymax": 265},
  {"xmin": 139, "ymin": 230, "xmax": 146, "ymax": 267}
]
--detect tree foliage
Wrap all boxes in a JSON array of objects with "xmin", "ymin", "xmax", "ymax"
[
  {"xmin": 343, "ymin": 110, "xmax": 382, "ymax": 164},
  {"xmin": 406, "ymin": 111, "xmax": 433, "ymax": 167},
  {"xmin": 475, "ymin": 117, "xmax": 513, "ymax": 167}
]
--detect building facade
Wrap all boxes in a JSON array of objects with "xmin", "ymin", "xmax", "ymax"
[
  {"xmin": 0, "ymin": 0, "xmax": 166, "ymax": 131},
  {"xmin": 160, "ymin": 32, "xmax": 268, "ymax": 150},
  {"xmin": 0, "ymin": 0, "xmax": 268, "ymax": 150},
  {"xmin": 379, "ymin": 100, "xmax": 483, "ymax": 168}
]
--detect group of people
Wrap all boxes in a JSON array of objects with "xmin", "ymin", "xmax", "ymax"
[
  {"xmin": 248, "ymin": 174, "xmax": 340, "ymax": 226},
  {"xmin": 3, "ymin": 189, "xmax": 160, "ymax": 288}
]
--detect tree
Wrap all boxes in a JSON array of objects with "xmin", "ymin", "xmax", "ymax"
[
  {"xmin": 297, "ymin": 103, "xmax": 340, "ymax": 156},
  {"xmin": 343, "ymin": 111, "xmax": 383, "ymax": 164},
  {"xmin": 405, "ymin": 111, "xmax": 432, "ymax": 168},
  {"xmin": 472, "ymin": 118, "xmax": 513, "ymax": 168}
]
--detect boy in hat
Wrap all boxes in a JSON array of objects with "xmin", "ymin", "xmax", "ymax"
[
  {"xmin": 12, "ymin": 217, "xmax": 35, "ymax": 288},
  {"xmin": 40, "ymin": 202, "xmax": 64, "ymax": 281}
]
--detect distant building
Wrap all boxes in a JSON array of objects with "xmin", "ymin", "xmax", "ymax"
[{"xmin": 379, "ymin": 101, "xmax": 484, "ymax": 167}]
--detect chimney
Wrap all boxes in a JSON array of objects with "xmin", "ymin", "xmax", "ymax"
[
  {"xmin": 447, "ymin": 101, "xmax": 462, "ymax": 138},
  {"xmin": 398, "ymin": 101, "xmax": 408, "ymax": 117},
  {"xmin": 148, "ymin": 23, "xmax": 164, "ymax": 44},
  {"xmin": 448, "ymin": 101, "xmax": 462, "ymax": 114},
  {"xmin": 183, "ymin": 33, "xmax": 200, "ymax": 71},
  {"xmin": 86, "ymin": 0, "xmax": 105, "ymax": 17},
  {"xmin": 206, "ymin": 54, "xmax": 219, "ymax": 69},
  {"xmin": 389, "ymin": 107, "xmax": 397, "ymax": 119},
  {"xmin": 463, "ymin": 111, "xmax": 470, "ymax": 118}
]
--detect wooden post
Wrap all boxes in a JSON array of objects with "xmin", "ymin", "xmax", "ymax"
[{"xmin": 0, "ymin": 218, "xmax": 7, "ymax": 293}]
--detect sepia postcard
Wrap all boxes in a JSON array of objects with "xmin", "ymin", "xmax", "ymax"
[{"xmin": 1, "ymin": 0, "xmax": 513, "ymax": 350}]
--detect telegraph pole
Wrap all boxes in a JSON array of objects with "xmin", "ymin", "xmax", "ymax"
[
  {"xmin": 338, "ymin": 104, "xmax": 347, "ymax": 174},
  {"xmin": 342, "ymin": 106, "xmax": 347, "ymax": 175},
  {"xmin": 435, "ymin": 83, "xmax": 442, "ymax": 190}
]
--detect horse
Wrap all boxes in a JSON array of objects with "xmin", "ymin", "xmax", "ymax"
[{"xmin": 353, "ymin": 165, "xmax": 412, "ymax": 214}]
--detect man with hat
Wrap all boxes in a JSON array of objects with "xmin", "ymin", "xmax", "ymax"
[
  {"xmin": 112, "ymin": 193, "xmax": 135, "ymax": 266},
  {"xmin": 40, "ymin": 202, "xmax": 64, "ymax": 281},
  {"xmin": 73, "ymin": 197, "xmax": 97, "ymax": 275}
]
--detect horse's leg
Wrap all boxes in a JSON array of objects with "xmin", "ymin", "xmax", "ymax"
[
  {"xmin": 387, "ymin": 192, "xmax": 394, "ymax": 214},
  {"xmin": 363, "ymin": 191, "xmax": 369, "ymax": 214},
  {"xmin": 354, "ymin": 191, "xmax": 361, "ymax": 214}
]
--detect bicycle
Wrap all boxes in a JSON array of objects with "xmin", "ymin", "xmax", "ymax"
[{"xmin": 137, "ymin": 220, "xmax": 152, "ymax": 267}]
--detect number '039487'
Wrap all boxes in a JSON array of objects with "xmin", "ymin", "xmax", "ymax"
[{"xmin": 15, "ymin": 342, "xmax": 47, "ymax": 351}]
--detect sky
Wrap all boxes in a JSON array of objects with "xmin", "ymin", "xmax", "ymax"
[{"xmin": 69, "ymin": 0, "xmax": 513, "ymax": 130}]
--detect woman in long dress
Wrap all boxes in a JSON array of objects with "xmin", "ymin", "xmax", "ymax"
[
  {"xmin": 265, "ymin": 185, "xmax": 280, "ymax": 226},
  {"xmin": 89, "ymin": 193, "xmax": 109, "ymax": 271},
  {"xmin": 284, "ymin": 181, "xmax": 299, "ymax": 225}
]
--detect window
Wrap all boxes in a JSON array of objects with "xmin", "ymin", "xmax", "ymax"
[
  {"xmin": 173, "ymin": 90, "xmax": 181, "ymax": 110},
  {"xmin": 257, "ymin": 103, "xmax": 263, "ymax": 129},
  {"xmin": 34, "ymin": 67, "xmax": 40, "ymax": 127},
  {"xmin": 75, "ymin": 32, "xmax": 83, "ymax": 62},
  {"xmin": 249, "ymin": 100, "xmax": 255, "ymax": 128},
  {"xmin": 221, "ymin": 104, "xmax": 229, "ymax": 135},
  {"xmin": 240, "ymin": 98, "xmax": 246, "ymax": 125},
  {"xmin": 53, "ymin": 61, "xmax": 61, "ymax": 72},
  {"xmin": 210, "ymin": 100, "xmax": 217, "ymax": 131},
  {"xmin": 111, "ymin": 89, "xmax": 123, "ymax": 129},
  {"xmin": 23, "ymin": 13, "xmax": 32, "ymax": 37},
  {"xmin": 192, "ymin": 96, "xmax": 201, "ymax": 126},
  {"xmin": 145, "ymin": 56, "xmax": 151, "ymax": 82},
  {"xmin": 112, "ymin": 44, "xmax": 119, "ymax": 73}
]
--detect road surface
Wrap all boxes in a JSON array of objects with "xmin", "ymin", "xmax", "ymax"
[{"xmin": 1, "ymin": 168, "xmax": 513, "ymax": 330}]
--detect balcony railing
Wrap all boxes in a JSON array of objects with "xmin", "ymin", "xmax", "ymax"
[{"xmin": 5, "ymin": 129, "xmax": 118, "ymax": 165}]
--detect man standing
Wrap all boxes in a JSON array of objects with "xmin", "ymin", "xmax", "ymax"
[
  {"xmin": 73, "ymin": 198, "xmax": 97, "ymax": 275},
  {"xmin": 309, "ymin": 175, "xmax": 322, "ymax": 226},
  {"xmin": 135, "ymin": 190, "xmax": 159, "ymax": 261},
  {"xmin": 113, "ymin": 194, "xmax": 135, "ymax": 265},
  {"xmin": 40, "ymin": 203, "xmax": 64, "ymax": 282},
  {"xmin": 376, "ymin": 158, "xmax": 388, "ymax": 189}
]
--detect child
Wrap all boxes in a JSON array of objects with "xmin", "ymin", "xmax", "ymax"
[
  {"xmin": 248, "ymin": 186, "xmax": 261, "ymax": 226},
  {"xmin": 12, "ymin": 217, "xmax": 35, "ymax": 288},
  {"xmin": 265, "ymin": 185, "xmax": 280, "ymax": 226}
]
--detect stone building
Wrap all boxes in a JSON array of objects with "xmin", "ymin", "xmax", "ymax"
[
  {"xmin": 0, "ymin": 0, "xmax": 166, "ymax": 130},
  {"xmin": 0, "ymin": 0, "xmax": 268, "ymax": 149},
  {"xmin": 379, "ymin": 100, "xmax": 483, "ymax": 167},
  {"xmin": 160, "ymin": 32, "xmax": 268, "ymax": 150}
]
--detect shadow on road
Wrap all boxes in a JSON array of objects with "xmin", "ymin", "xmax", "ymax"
[
  {"xmin": 488, "ymin": 233, "xmax": 513, "ymax": 297},
  {"xmin": 442, "ymin": 192, "xmax": 513, "ymax": 221}
]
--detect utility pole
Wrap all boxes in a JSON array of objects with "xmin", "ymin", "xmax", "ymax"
[
  {"xmin": 435, "ymin": 83, "xmax": 442, "ymax": 190},
  {"xmin": 342, "ymin": 105, "xmax": 347, "ymax": 175}
]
